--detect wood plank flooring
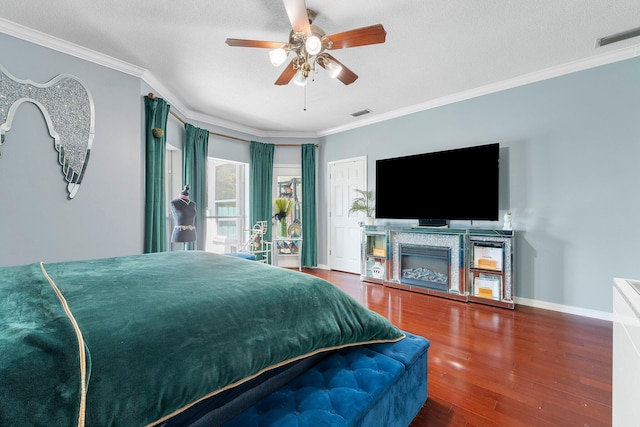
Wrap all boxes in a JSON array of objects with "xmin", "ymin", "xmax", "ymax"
[{"xmin": 302, "ymin": 268, "xmax": 612, "ymax": 427}]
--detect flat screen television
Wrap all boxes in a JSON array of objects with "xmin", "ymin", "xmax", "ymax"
[{"xmin": 375, "ymin": 143, "xmax": 499, "ymax": 226}]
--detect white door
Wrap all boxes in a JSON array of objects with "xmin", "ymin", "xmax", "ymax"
[{"xmin": 328, "ymin": 157, "xmax": 367, "ymax": 273}]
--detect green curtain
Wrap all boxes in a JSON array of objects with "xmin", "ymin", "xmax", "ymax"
[
  {"xmin": 250, "ymin": 141, "xmax": 274, "ymax": 249},
  {"xmin": 301, "ymin": 143, "xmax": 317, "ymax": 267},
  {"xmin": 143, "ymin": 95, "xmax": 170, "ymax": 253},
  {"xmin": 183, "ymin": 123, "xmax": 210, "ymax": 250}
]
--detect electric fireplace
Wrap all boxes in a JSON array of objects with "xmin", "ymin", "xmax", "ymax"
[{"xmin": 399, "ymin": 244, "xmax": 450, "ymax": 292}]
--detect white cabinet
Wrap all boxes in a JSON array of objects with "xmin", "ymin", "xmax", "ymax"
[
  {"xmin": 273, "ymin": 237, "xmax": 302, "ymax": 270},
  {"xmin": 613, "ymin": 278, "xmax": 640, "ymax": 425}
]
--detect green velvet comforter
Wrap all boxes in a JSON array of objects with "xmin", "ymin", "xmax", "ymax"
[{"xmin": 0, "ymin": 251, "xmax": 403, "ymax": 426}]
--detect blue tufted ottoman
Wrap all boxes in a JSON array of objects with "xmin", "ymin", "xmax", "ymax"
[{"xmin": 222, "ymin": 332, "xmax": 429, "ymax": 427}]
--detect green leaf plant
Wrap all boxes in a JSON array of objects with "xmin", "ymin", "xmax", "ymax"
[{"xmin": 348, "ymin": 189, "xmax": 375, "ymax": 218}]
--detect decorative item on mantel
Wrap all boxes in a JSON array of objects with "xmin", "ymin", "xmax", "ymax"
[
  {"xmin": 503, "ymin": 212, "xmax": 513, "ymax": 231},
  {"xmin": 349, "ymin": 189, "xmax": 375, "ymax": 226},
  {"xmin": 371, "ymin": 260, "xmax": 385, "ymax": 279},
  {"xmin": 273, "ymin": 197, "xmax": 294, "ymax": 237}
]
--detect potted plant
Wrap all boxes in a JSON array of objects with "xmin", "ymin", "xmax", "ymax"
[
  {"xmin": 273, "ymin": 197, "xmax": 294, "ymax": 237},
  {"xmin": 349, "ymin": 189, "xmax": 375, "ymax": 225}
]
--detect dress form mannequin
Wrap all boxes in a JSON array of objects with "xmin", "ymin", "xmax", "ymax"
[{"xmin": 170, "ymin": 184, "xmax": 197, "ymax": 245}]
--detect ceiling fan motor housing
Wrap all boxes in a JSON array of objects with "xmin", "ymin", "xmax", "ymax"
[{"xmin": 289, "ymin": 24, "xmax": 326, "ymax": 57}]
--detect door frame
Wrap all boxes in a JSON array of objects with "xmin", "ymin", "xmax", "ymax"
[{"xmin": 327, "ymin": 156, "xmax": 367, "ymax": 272}]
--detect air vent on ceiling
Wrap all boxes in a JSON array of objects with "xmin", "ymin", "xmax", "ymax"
[
  {"xmin": 596, "ymin": 26, "xmax": 640, "ymax": 47},
  {"xmin": 351, "ymin": 109, "xmax": 372, "ymax": 117}
]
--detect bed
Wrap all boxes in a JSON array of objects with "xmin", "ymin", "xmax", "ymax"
[{"xmin": 1, "ymin": 251, "xmax": 428, "ymax": 426}]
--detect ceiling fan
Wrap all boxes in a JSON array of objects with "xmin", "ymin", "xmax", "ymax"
[{"xmin": 225, "ymin": 0, "xmax": 386, "ymax": 86}]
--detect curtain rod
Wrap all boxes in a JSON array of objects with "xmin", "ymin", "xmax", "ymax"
[{"xmin": 148, "ymin": 93, "xmax": 317, "ymax": 147}]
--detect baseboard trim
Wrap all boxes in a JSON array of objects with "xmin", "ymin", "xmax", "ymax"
[{"xmin": 514, "ymin": 297, "xmax": 612, "ymax": 322}]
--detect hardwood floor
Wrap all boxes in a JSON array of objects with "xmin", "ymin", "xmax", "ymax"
[{"xmin": 302, "ymin": 268, "xmax": 612, "ymax": 427}]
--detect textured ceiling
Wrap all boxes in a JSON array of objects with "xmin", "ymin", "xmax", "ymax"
[{"xmin": 1, "ymin": 0, "xmax": 639, "ymax": 138}]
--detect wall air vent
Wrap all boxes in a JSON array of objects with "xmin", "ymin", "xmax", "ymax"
[
  {"xmin": 351, "ymin": 109, "xmax": 372, "ymax": 117},
  {"xmin": 596, "ymin": 26, "xmax": 640, "ymax": 47}
]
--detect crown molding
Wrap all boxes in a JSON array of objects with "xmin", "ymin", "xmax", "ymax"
[
  {"xmin": 0, "ymin": 18, "xmax": 279, "ymax": 138},
  {"xmin": 144, "ymin": 70, "xmax": 318, "ymax": 140},
  {"xmin": 318, "ymin": 44, "xmax": 640, "ymax": 137},
  {"xmin": 0, "ymin": 17, "xmax": 145, "ymax": 77},
  {"xmin": 3, "ymin": 17, "xmax": 638, "ymax": 140}
]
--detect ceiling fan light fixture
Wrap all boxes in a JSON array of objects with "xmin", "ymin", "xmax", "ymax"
[
  {"xmin": 325, "ymin": 59, "xmax": 343, "ymax": 78},
  {"xmin": 293, "ymin": 70, "xmax": 307, "ymax": 86},
  {"xmin": 269, "ymin": 47, "xmax": 288, "ymax": 67},
  {"xmin": 305, "ymin": 35, "xmax": 322, "ymax": 55}
]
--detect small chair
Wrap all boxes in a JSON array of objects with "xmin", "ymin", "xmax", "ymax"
[{"xmin": 237, "ymin": 221, "xmax": 272, "ymax": 264}]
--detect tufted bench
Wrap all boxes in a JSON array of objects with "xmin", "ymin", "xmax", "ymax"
[{"xmin": 222, "ymin": 332, "xmax": 429, "ymax": 427}]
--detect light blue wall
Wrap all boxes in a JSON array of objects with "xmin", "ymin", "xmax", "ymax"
[
  {"xmin": 0, "ymin": 34, "xmax": 314, "ymax": 267},
  {"xmin": 0, "ymin": 33, "xmax": 142, "ymax": 266},
  {"xmin": 321, "ymin": 57, "xmax": 640, "ymax": 312},
  {"xmin": 2, "ymin": 31, "xmax": 638, "ymax": 313}
]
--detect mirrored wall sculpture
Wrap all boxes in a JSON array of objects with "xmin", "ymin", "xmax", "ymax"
[{"xmin": 0, "ymin": 64, "xmax": 95, "ymax": 198}]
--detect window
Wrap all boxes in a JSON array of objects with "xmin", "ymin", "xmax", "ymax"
[
  {"xmin": 205, "ymin": 158, "xmax": 249, "ymax": 254},
  {"xmin": 166, "ymin": 150, "xmax": 248, "ymax": 253}
]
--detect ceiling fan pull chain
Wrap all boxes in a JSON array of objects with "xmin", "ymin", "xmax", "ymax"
[{"xmin": 303, "ymin": 83, "xmax": 307, "ymax": 112}]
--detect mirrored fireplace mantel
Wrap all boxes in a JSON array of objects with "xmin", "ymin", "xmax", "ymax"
[{"xmin": 360, "ymin": 225, "xmax": 515, "ymax": 309}]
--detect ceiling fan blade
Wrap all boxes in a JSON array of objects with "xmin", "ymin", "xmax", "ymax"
[
  {"xmin": 225, "ymin": 38, "xmax": 286, "ymax": 49},
  {"xmin": 325, "ymin": 24, "xmax": 387, "ymax": 49},
  {"xmin": 283, "ymin": 0, "xmax": 311, "ymax": 35},
  {"xmin": 318, "ymin": 54, "xmax": 358, "ymax": 85},
  {"xmin": 274, "ymin": 59, "xmax": 298, "ymax": 85}
]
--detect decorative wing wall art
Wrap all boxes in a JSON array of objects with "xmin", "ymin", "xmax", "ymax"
[{"xmin": 0, "ymin": 64, "xmax": 95, "ymax": 199}]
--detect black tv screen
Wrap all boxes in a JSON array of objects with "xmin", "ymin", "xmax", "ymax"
[{"xmin": 375, "ymin": 143, "xmax": 499, "ymax": 223}]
